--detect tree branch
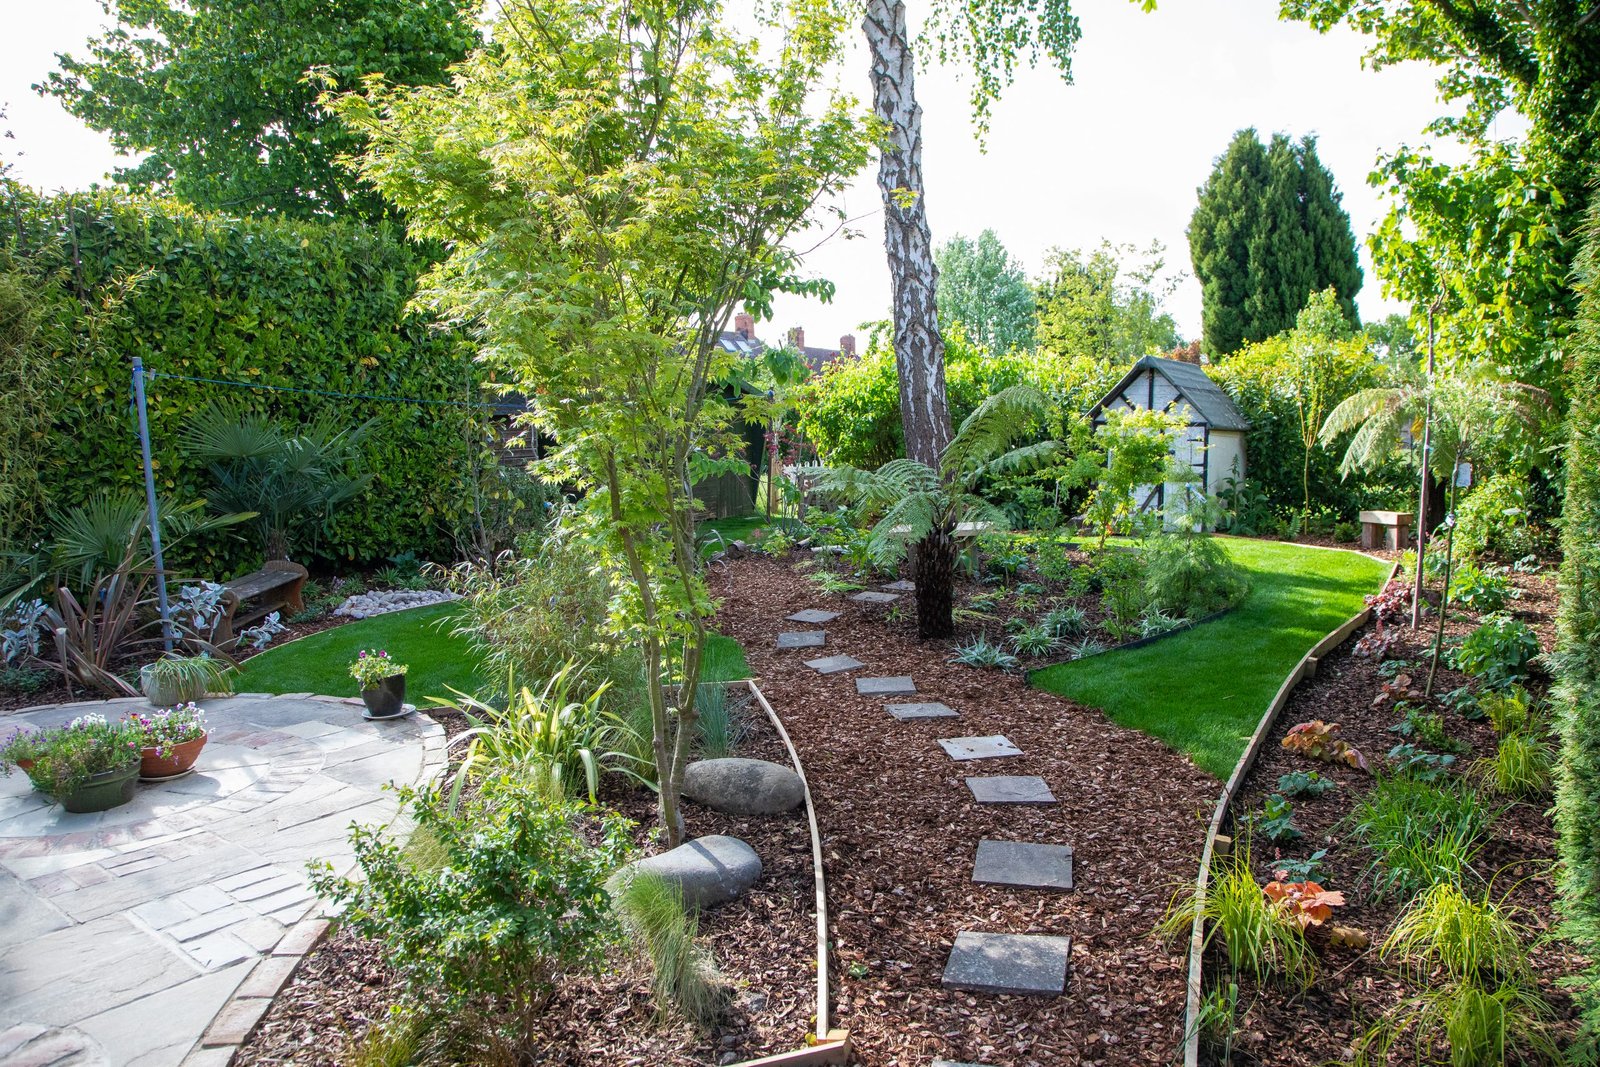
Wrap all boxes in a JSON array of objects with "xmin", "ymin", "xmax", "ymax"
[{"xmin": 1418, "ymin": 0, "xmax": 1539, "ymax": 91}]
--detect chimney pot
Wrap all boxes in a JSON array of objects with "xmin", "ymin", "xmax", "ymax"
[{"xmin": 734, "ymin": 311, "xmax": 754, "ymax": 340}]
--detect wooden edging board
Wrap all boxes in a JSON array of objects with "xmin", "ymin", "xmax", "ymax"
[
  {"xmin": 741, "ymin": 677, "xmax": 843, "ymax": 1055},
  {"xmin": 1179, "ymin": 558, "xmax": 1401, "ymax": 1067}
]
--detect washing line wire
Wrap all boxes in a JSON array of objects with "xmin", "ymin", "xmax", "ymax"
[{"xmin": 143, "ymin": 368, "xmax": 524, "ymax": 411}]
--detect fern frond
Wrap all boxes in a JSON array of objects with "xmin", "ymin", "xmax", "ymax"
[{"xmin": 945, "ymin": 384, "xmax": 1050, "ymax": 477}]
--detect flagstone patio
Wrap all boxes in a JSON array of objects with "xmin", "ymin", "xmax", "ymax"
[{"xmin": 0, "ymin": 693, "xmax": 443, "ymax": 1067}]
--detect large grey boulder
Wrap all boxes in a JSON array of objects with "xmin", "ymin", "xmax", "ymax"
[
  {"xmin": 684, "ymin": 758, "xmax": 805, "ymax": 815},
  {"xmin": 624, "ymin": 835, "xmax": 762, "ymax": 908}
]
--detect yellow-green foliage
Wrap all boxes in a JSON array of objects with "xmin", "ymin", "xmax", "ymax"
[
  {"xmin": 1384, "ymin": 883, "xmax": 1528, "ymax": 982},
  {"xmin": 1162, "ymin": 841, "xmax": 1313, "ymax": 989}
]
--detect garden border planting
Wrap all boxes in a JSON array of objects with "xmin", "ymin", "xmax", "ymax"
[{"xmin": 1179, "ymin": 557, "xmax": 1399, "ymax": 1067}]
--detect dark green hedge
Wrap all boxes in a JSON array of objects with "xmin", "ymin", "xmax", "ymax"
[
  {"xmin": 3, "ymin": 187, "xmax": 487, "ymax": 575},
  {"xmin": 1557, "ymin": 184, "xmax": 1600, "ymax": 1024}
]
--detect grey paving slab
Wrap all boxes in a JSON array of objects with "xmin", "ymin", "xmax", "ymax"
[
  {"xmin": 849, "ymin": 590, "xmax": 900, "ymax": 604},
  {"xmin": 941, "ymin": 931, "xmax": 1071, "ymax": 996},
  {"xmin": 786, "ymin": 609, "xmax": 840, "ymax": 624},
  {"xmin": 882, "ymin": 580, "xmax": 916, "ymax": 592},
  {"xmin": 804, "ymin": 654, "xmax": 865, "ymax": 675},
  {"xmin": 965, "ymin": 776, "xmax": 1057, "ymax": 805},
  {"xmin": 0, "ymin": 693, "xmax": 443, "ymax": 1063},
  {"xmin": 972, "ymin": 839, "xmax": 1074, "ymax": 891},
  {"xmin": 856, "ymin": 676, "xmax": 916, "ymax": 696},
  {"xmin": 938, "ymin": 735, "xmax": 1023, "ymax": 761},
  {"xmin": 886, "ymin": 702, "xmax": 958, "ymax": 721},
  {"xmin": 776, "ymin": 631, "xmax": 827, "ymax": 650}
]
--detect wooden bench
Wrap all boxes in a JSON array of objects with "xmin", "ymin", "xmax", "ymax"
[
  {"xmin": 212, "ymin": 561, "xmax": 309, "ymax": 648},
  {"xmin": 1359, "ymin": 510, "xmax": 1414, "ymax": 552}
]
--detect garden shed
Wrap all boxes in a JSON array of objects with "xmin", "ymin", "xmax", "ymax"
[{"xmin": 1087, "ymin": 355, "xmax": 1249, "ymax": 525}]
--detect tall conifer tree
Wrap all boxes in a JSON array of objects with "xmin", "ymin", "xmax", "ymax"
[{"xmin": 1189, "ymin": 128, "xmax": 1362, "ymax": 356}]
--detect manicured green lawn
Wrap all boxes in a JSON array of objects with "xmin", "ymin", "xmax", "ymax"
[
  {"xmin": 236, "ymin": 602, "xmax": 750, "ymax": 704},
  {"xmin": 1030, "ymin": 538, "xmax": 1391, "ymax": 780},
  {"xmin": 237, "ymin": 602, "xmax": 484, "ymax": 705}
]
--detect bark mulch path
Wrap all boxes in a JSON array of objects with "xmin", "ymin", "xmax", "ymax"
[
  {"xmin": 710, "ymin": 555, "xmax": 1220, "ymax": 1067},
  {"xmin": 1222, "ymin": 565, "xmax": 1585, "ymax": 1065}
]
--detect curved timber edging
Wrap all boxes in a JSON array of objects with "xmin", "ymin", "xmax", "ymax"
[
  {"xmin": 1179, "ymin": 558, "xmax": 1401, "ymax": 1067},
  {"xmin": 736, "ymin": 678, "xmax": 851, "ymax": 1066}
]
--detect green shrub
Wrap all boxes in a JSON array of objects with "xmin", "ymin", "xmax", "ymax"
[
  {"xmin": 2, "ymin": 187, "xmax": 488, "ymax": 571},
  {"xmin": 310, "ymin": 781, "xmax": 632, "ymax": 1051},
  {"xmin": 1139, "ymin": 531, "xmax": 1248, "ymax": 617},
  {"xmin": 611, "ymin": 871, "xmax": 728, "ymax": 1027},
  {"xmin": 1449, "ymin": 614, "xmax": 1541, "ymax": 689},
  {"xmin": 1332, "ymin": 519, "xmax": 1361, "ymax": 544},
  {"xmin": 1479, "ymin": 686, "xmax": 1534, "ymax": 735},
  {"xmin": 1449, "ymin": 560, "xmax": 1515, "ymax": 614}
]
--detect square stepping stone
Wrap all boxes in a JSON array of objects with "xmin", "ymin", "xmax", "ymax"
[
  {"xmin": 776, "ymin": 631, "xmax": 826, "ymax": 649},
  {"xmin": 886, "ymin": 702, "xmax": 957, "ymax": 720},
  {"xmin": 883, "ymin": 580, "xmax": 915, "ymax": 592},
  {"xmin": 856, "ymin": 675, "xmax": 916, "ymax": 696},
  {"xmin": 965, "ymin": 776, "xmax": 1056, "ymax": 805},
  {"xmin": 972, "ymin": 839, "xmax": 1074, "ymax": 892},
  {"xmin": 786, "ymin": 609, "xmax": 840, "ymax": 624},
  {"xmin": 938, "ymin": 735, "xmax": 1022, "ymax": 761},
  {"xmin": 805, "ymin": 654, "xmax": 864, "ymax": 675},
  {"xmin": 941, "ymin": 931, "xmax": 1071, "ymax": 996},
  {"xmin": 849, "ymin": 590, "xmax": 900, "ymax": 604}
]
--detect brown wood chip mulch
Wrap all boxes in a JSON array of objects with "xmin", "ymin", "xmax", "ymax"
[{"xmin": 708, "ymin": 554, "xmax": 1218, "ymax": 1066}]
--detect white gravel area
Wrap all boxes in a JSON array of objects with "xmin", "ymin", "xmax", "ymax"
[{"xmin": 333, "ymin": 588, "xmax": 460, "ymax": 620}]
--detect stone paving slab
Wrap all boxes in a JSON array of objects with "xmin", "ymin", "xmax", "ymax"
[
  {"xmin": 849, "ymin": 590, "xmax": 900, "ymax": 604},
  {"xmin": 882, "ymin": 580, "xmax": 916, "ymax": 592},
  {"xmin": 941, "ymin": 931, "xmax": 1071, "ymax": 996},
  {"xmin": 855, "ymin": 676, "xmax": 916, "ymax": 696},
  {"xmin": 964, "ymin": 776, "xmax": 1057, "ymax": 805},
  {"xmin": 804, "ymin": 654, "xmax": 865, "ymax": 675},
  {"xmin": 786, "ymin": 609, "xmax": 840, "ymax": 624},
  {"xmin": 886, "ymin": 702, "xmax": 958, "ymax": 720},
  {"xmin": 938, "ymin": 735, "xmax": 1023, "ymax": 761},
  {"xmin": 0, "ymin": 694, "xmax": 444, "ymax": 1066},
  {"xmin": 776, "ymin": 631, "xmax": 827, "ymax": 650},
  {"xmin": 972, "ymin": 839, "xmax": 1074, "ymax": 891}
]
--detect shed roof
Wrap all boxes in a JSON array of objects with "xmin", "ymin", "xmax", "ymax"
[{"xmin": 1089, "ymin": 355, "xmax": 1250, "ymax": 432}]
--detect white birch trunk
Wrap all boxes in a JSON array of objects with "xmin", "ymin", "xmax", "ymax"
[{"xmin": 863, "ymin": 0, "xmax": 953, "ymax": 469}]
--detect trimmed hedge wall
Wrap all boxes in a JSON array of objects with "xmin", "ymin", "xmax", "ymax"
[
  {"xmin": 3, "ymin": 187, "xmax": 487, "ymax": 574},
  {"xmin": 1557, "ymin": 183, "xmax": 1600, "ymax": 1022}
]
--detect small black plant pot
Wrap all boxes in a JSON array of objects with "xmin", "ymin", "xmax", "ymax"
[{"xmin": 361, "ymin": 674, "xmax": 407, "ymax": 719}]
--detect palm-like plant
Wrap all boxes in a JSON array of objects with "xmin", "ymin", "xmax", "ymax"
[
  {"xmin": 1317, "ymin": 365, "xmax": 1549, "ymax": 482},
  {"xmin": 181, "ymin": 405, "xmax": 374, "ymax": 560},
  {"xmin": 802, "ymin": 385, "xmax": 1057, "ymax": 638}
]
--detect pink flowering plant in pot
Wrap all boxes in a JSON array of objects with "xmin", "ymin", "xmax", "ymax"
[
  {"xmin": 0, "ymin": 714, "xmax": 142, "ymax": 812},
  {"xmin": 350, "ymin": 649, "xmax": 408, "ymax": 718},
  {"xmin": 127, "ymin": 703, "xmax": 209, "ymax": 779}
]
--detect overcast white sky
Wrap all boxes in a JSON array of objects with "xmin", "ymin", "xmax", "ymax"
[{"xmin": 2, "ymin": 0, "xmax": 1488, "ymax": 349}]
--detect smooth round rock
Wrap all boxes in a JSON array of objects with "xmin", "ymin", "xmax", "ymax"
[
  {"xmin": 683, "ymin": 758, "xmax": 805, "ymax": 815},
  {"xmin": 625, "ymin": 834, "xmax": 762, "ymax": 909}
]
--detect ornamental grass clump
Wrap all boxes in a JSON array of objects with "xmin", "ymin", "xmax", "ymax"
[
  {"xmin": 612, "ymin": 870, "xmax": 729, "ymax": 1028},
  {"xmin": 0, "ymin": 713, "xmax": 141, "ymax": 797},
  {"xmin": 1349, "ymin": 775, "xmax": 1494, "ymax": 900},
  {"xmin": 1161, "ymin": 841, "xmax": 1314, "ymax": 989}
]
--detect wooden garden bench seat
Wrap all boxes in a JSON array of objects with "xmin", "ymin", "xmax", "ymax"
[
  {"xmin": 1359, "ymin": 510, "xmax": 1413, "ymax": 552},
  {"xmin": 213, "ymin": 560, "xmax": 309, "ymax": 647}
]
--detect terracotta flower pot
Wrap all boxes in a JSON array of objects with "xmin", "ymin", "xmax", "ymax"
[
  {"xmin": 60, "ymin": 762, "xmax": 141, "ymax": 814},
  {"xmin": 361, "ymin": 674, "xmax": 407, "ymax": 718},
  {"xmin": 140, "ymin": 733, "xmax": 208, "ymax": 780}
]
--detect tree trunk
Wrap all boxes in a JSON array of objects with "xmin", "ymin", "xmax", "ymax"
[
  {"xmin": 863, "ymin": 0, "xmax": 952, "ymax": 470},
  {"xmin": 914, "ymin": 528, "xmax": 956, "ymax": 639}
]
